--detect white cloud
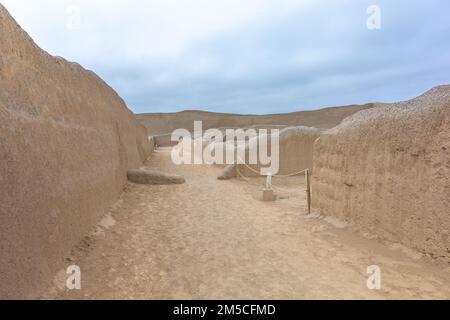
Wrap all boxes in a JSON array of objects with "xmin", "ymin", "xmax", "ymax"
[
  {"xmin": 1, "ymin": 0, "xmax": 449, "ymax": 114},
  {"xmin": 2, "ymin": 0, "xmax": 310, "ymax": 61}
]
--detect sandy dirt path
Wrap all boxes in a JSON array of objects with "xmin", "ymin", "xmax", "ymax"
[{"xmin": 43, "ymin": 148, "xmax": 450, "ymax": 299}]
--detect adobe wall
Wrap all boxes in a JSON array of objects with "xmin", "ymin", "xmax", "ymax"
[
  {"xmin": 0, "ymin": 5, "xmax": 152, "ymax": 298},
  {"xmin": 312, "ymin": 86, "xmax": 450, "ymax": 261},
  {"xmin": 217, "ymin": 126, "xmax": 321, "ymax": 178}
]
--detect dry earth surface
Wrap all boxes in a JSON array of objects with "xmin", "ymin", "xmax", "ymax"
[{"xmin": 42, "ymin": 148, "xmax": 450, "ymax": 300}]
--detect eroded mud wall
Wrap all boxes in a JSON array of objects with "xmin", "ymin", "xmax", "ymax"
[
  {"xmin": 216, "ymin": 126, "xmax": 321, "ymax": 178},
  {"xmin": 0, "ymin": 5, "xmax": 152, "ymax": 298},
  {"xmin": 312, "ymin": 86, "xmax": 450, "ymax": 261}
]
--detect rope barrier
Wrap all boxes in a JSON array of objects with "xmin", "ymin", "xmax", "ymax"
[
  {"xmin": 234, "ymin": 157, "xmax": 307, "ymax": 193},
  {"xmin": 235, "ymin": 156, "xmax": 309, "ymax": 177},
  {"xmin": 234, "ymin": 156, "xmax": 312, "ymax": 213}
]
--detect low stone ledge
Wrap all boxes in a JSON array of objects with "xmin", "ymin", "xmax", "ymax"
[
  {"xmin": 127, "ymin": 169, "xmax": 186, "ymax": 185},
  {"xmin": 217, "ymin": 164, "xmax": 237, "ymax": 180}
]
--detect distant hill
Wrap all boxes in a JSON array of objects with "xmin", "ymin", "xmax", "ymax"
[{"xmin": 136, "ymin": 104, "xmax": 378, "ymax": 135}]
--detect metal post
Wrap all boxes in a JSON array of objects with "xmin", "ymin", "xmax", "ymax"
[{"xmin": 305, "ymin": 169, "xmax": 311, "ymax": 215}]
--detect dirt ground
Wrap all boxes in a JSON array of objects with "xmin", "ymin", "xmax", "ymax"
[{"xmin": 42, "ymin": 148, "xmax": 450, "ymax": 299}]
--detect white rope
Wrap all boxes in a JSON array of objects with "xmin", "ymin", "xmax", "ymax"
[
  {"xmin": 272, "ymin": 168, "xmax": 308, "ymax": 178},
  {"xmin": 234, "ymin": 156, "xmax": 307, "ymax": 195},
  {"xmin": 235, "ymin": 156, "xmax": 309, "ymax": 177},
  {"xmin": 236, "ymin": 163, "xmax": 297, "ymax": 196}
]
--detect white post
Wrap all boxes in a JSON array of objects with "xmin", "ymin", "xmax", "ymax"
[
  {"xmin": 262, "ymin": 174, "xmax": 275, "ymax": 201},
  {"xmin": 266, "ymin": 174, "xmax": 272, "ymax": 189}
]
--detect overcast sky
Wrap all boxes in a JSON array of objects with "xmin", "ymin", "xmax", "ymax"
[{"xmin": 2, "ymin": 0, "xmax": 450, "ymax": 114}]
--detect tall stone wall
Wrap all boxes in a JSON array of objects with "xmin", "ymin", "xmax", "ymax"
[
  {"xmin": 0, "ymin": 5, "xmax": 152, "ymax": 298},
  {"xmin": 312, "ymin": 86, "xmax": 450, "ymax": 261}
]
